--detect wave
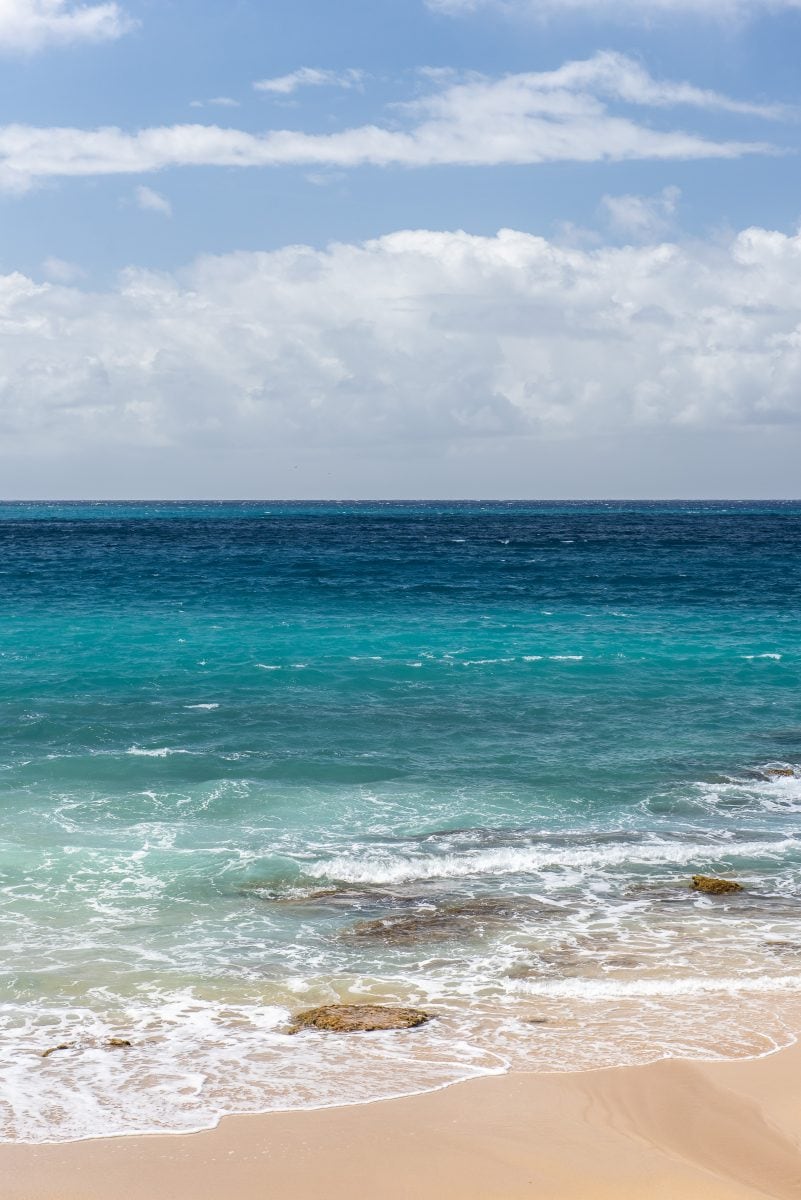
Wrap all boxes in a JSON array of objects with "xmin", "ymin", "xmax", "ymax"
[
  {"xmin": 461, "ymin": 659, "xmax": 515, "ymax": 666},
  {"xmin": 125, "ymin": 747, "xmax": 191, "ymax": 758},
  {"xmin": 305, "ymin": 837, "xmax": 799, "ymax": 885}
]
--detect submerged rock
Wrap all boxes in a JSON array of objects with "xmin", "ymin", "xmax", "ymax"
[
  {"xmin": 765, "ymin": 940, "xmax": 801, "ymax": 956},
  {"xmin": 41, "ymin": 1042, "xmax": 74, "ymax": 1059},
  {"xmin": 342, "ymin": 896, "xmax": 558, "ymax": 945},
  {"xmin": 691, "ymin": 874, "xmax": 744, "ymax": 895},
  {"xmin": 288, "ymin": 1004, "xmax": 432, "ymax": 1034},
  {"xmin": 244, "ymin": 883, "xmax": 432, "ymax": 910},
  {"xmin": 603, "ymin": 955, "xmax": 642, "ymax": 969},
  {"xmin": 41, "ymin": 1038, "xmax": 132, "ymax": 1058}
]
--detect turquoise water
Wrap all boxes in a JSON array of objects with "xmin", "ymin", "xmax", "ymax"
[{"xmin": 2, "ymin": 501, "xmax": 801, "ymax": 1141}]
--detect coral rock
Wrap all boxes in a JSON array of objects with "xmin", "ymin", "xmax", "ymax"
[
  {"xmin": 691, "ymin": 875, "xmax": 743, "ymax": 895},
  {"xmin": 288, "ymin": 1004, "xmax": 431, "ymax": 1034}
]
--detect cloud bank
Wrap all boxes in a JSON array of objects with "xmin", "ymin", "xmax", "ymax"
[
  {"xmin": 0, "ymin": 54, "xmax": 778, "ymax": 190},
  {"xmin": 3, "ymin": 225, "xmax": 801, "ymax": 474},
  {"xmin": 0, "ymin": 0, "xmax": 133, "ymax": 53}
]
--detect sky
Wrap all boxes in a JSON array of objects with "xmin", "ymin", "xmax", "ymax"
[{"xmin": 1, "ymin": 0, "xmax": 801, "ymax": 498}]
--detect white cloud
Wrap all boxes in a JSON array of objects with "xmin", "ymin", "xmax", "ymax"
[
  {"xmin": 428, "ymin": 0, "xmax": 801, "ymax": 18},
  {"xmin": 0, "ymin": 0, "xmax": 133, "ymax": 53},
  {"xmin": 502, "ymin": 51, "xmax": 787, "ymax": 118},
  {"xmin": 0, "ymin": 54, "xmax": 780, "ymax": 189},
  {"xmin": 40, "ymin": 254, "xmax": 84, "ymax": 282},
  {"xmin": 602, "ymin": 185, "xmax": 681, "ymax": 239},
  {"xmin": 254, "ymin": 67, "xmax": 365, "ymax": 95},
  {"xmin": 190, "ymin": 97, "xmax": 241, "ymax": 110},
  {"xmin": 135, "ymin": 185, "xmax": 172, "ymax": 216},
  {"xmin": 2, "ymin": 225, "xmax": 801, "ymax": 474}
]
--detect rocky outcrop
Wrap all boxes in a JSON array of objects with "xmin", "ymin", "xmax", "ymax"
[
  {"xmin": 691, "ymin": 875, "xmax": 743, "ymax": 895},
  {"xmin": 288, "ymin": 1004, "xmax": 432, "ymax": 1034},
  {"xmin": 765, "ymin": 767, "xmax": 795, "ymax": 779},
  {"xmin": 341, "ymin": 897, "xmax": 558, "ymax": 945}
]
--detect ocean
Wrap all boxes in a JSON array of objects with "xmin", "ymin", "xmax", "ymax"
[{"xmin": 2, "ymin": 500, "xmax": 801, "ymax": 1142}]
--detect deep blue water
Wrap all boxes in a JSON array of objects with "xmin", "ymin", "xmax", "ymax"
[{"xmin": 2, "ymin": 502, "xmax": 801, "ymax": 1141}]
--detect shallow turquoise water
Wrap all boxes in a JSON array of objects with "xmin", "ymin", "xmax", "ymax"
[{"xmin": 2, "ymin": 502, "xmax": 801, "ymax": 1140}]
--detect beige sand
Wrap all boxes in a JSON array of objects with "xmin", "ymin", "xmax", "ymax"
[{"xmin": 4, "ymin": 1042, "xmax": 801, "ymax": 1199}]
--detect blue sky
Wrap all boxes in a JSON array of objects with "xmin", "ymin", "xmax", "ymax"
[{"xmin": 2, "ymin": 0, "xmax": 801, "ymax": 497}]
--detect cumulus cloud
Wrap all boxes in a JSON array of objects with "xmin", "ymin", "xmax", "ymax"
[
  {"xmin": 0, "ymin": 54, "xmax": 780, "ymax": 190},
  {"xmin": 2, "ymin": 225, "xmax": 801, "ymax": 473},
  {"xmin": 0, "ymin": 0, "xmax": 133, "ymax": 53},
  {"xmin": 428, "ymin": 0, "xmax": 801, "ymax": 18},
  {"xmin": 254, "ymin": 67, "xmax": 365, "ymax": 95},
  {"xmin": 135, "ymin": 184, "xmax": 172, "ymax": 216}
]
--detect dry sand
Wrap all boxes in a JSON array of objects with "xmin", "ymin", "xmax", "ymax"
[{"xmin": 4, "ymin": 1041, "xmax": 801, "ymax": 1199}]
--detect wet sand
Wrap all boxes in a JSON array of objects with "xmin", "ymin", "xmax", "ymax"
[{"xmin": 4, "ymin": 1041, "xmax": 801, "ymax": 1199}]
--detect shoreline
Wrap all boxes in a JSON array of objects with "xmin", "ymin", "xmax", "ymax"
[{"xmin": 5, "ymin": 1040, "xmax": 801, "ymax": 1199}]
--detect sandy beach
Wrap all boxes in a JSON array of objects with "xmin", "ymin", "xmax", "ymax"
[{"xmin": 4, "ymin": 1041, "xmax": 801, "ymax": 1200}]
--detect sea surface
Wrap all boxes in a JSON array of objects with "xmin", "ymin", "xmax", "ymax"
[{"xmin": 2, "ymin": 500, "xmax": 801, "ymax": 1142}]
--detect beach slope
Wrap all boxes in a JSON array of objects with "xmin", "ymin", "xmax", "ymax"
[{"xmin": 4, "ymin": 1042, "xmax": 801, "ymax": 1200}]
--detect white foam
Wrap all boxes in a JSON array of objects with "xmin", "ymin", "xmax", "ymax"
[
  {"xmin": 743, "ymin": 653, "xmax": 783, "ymax": 661},
  {"xmin": 461, "ymin": 659, "xmax": 515, "ymax": 666},
  {"xmin": 184, "ymin": 704, "xmax": 220, "ymax": 711},
  {"xmin": 0, "ymin": 992, "xmax": 497, "ymax": 1144},
  {"xmin": 513, "ymin": 974, "xmax": 801, "ymax": 1000},
  {"xmin": 693, "ymin": 771, "xmax": 801, "ymax": 814},
  {"xmin": 125, "ymin": 747, "xmax": 190, "ymax": 758},
  {"xmin": 305, "ymin": 837, "xmax": 797, "ymax": 885}
]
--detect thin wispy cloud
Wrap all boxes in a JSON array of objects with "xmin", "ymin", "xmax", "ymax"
[
  {"xmin": 0, "ymin": 0, "xmax": 134, "ymax": 53},
  {"xmin": 40, "ymin": 255, "xmax": 84, "ymax": 282},
  {"xmin": 135, "ymin": 185, "xmax": 171, "ymax": 216},
  {"xmin": 601, "ymin": 185, "xmax": 681, "ymax": 239},
  {"xmin": 428, "ymin": 0, "xmax": 801, "ymax": 19},
  {"xmin": 190, "ymin": 97, "xmax": 241, "ymax": 110},
  {"xmin": 254, "ymin": 67, "xmax": 365, "ymax": 95},
  {"xmin": 0, "ymin": 54, "xmax": 781, "ymax": 190}
]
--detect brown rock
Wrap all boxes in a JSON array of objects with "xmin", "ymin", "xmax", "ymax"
[
  {"xmin": 691, "ymin": 875, "xmax": 743, "ymax": 895},
  {"xmin": 766, "ymin": 767, "xmax": 795, "ymax": 779},
  {"xmin": 341, "ymin": 897, "xmax": 559, "ymax": 946},
  {"xmin": 42, "ymin": 1038, "xmax": 132, "ymax": 1058},
  {"xmin": 41, "ymin": 1043, "xmax": 74, "ymax": 1059},
  {"xmin": 288, "ymin": 1004, "xmax": 432, "ymax": 1034}
]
